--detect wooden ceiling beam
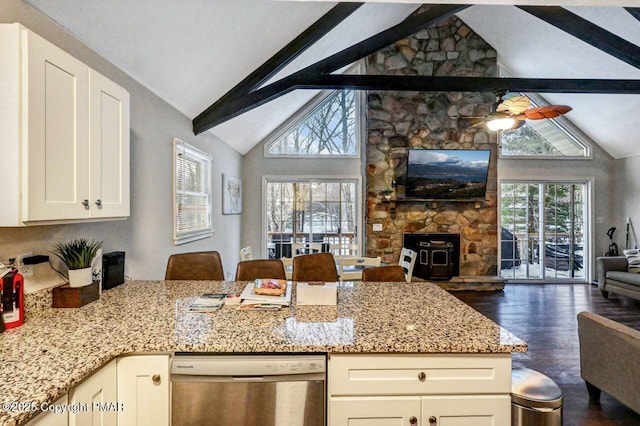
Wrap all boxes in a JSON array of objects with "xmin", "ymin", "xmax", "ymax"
[
  {"xmin": 194, "ymin": 2, "xmax": 363, "ymax": 127},
  {"xmin": 311, "ymin": 75, "xmax": 640, "ymax": 93},
  {"xmin": 519, "ymin": 6, "xmax": 640, "ymax": 70},
  {"xmin": 193, "ymin": 4, "xmax": 469, "ymax": 134},
  {"xmin": 624, "ymin": 7, "xmax": 640, "ymax": 22},
  {"xmin": 196, "ymin": 75, "xmax": 640, "ymax": 130}
]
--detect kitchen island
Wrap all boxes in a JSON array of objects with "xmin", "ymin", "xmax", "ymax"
[{"xmin": 0, "ymin": 280, "xmax": 526, "ymax": 425}]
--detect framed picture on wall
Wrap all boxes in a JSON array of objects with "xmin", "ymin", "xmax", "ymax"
[{"xmin": 222, "ymin": 174, "xmax": 242, "ymax": 214}]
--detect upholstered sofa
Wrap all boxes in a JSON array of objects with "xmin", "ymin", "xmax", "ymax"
[
  {"xmin": 577, "ymin": 311, "xmax": 640, "ymax": 414},
  {"xmin": 596, "ymin": 256, "xmax": 640, "ymax": 301}
]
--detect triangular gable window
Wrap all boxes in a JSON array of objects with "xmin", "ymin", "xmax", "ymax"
[
  {"xmin": 499, "ymin": 96, "xmax": 589, "ymax": 157},
  {"xmin": 265, "ymin": 90, "xmax": 360, "ymax": 157}
]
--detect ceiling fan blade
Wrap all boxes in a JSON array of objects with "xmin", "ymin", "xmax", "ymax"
[
  {"xmin": 524, "ymin": 105, "xmax": 572, "ymax": 120},
  {"xmin": 496, "ymin": 95, "xmax": 531, "ymax": 115}
]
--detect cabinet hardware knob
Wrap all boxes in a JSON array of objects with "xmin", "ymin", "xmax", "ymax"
[
  {"xmin": 429, "ymin": 416, "xmax": 437, "ymax": 424},
  {"xmin": 95, "ymin": 199, "xmax": 102, "ymax": 208},
  {"xmin": 81, "ymin": 199, "xmax": 89, "ymax": 208},
  {"xmin": 418, "ymin": 371, "xmax": 426, "ymax": 381},
  {"xmin": 152, "ymin": 374, "xmax": 161, "ymax": 385},
  {"xmin": 409, "ymin": 416, "xmax": 418, "ymax": 425}
]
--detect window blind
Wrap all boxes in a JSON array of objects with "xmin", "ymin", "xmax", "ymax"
[{"xmin": 173, "ymin": 138, "xmax": 213, "ymax": 244}]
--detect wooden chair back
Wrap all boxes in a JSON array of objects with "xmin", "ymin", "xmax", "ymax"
[
  {"xmin": 281, "ymin": 257, "xmax": 293, "ymax": 280},
  {"xmin": 239, "ymin": 246, "xmax": 253, "ymax": 261},
  {"xmin": 292, "ymin": 252, "xmax": 339, "ymax": 282},
  {"xmin": 292, "ymin": 243, "xmax": 323, "ymax": 256},
  {"xmin": 165, "ymin": 251, "xmax": 224, "ymax": 280},
  {"xmin": 362, "ymin": 265, "xmax": 407, "ymax": 282},
  {"xmin": 235, "ymin": 259, "xmax": 286, "ymax": 281},
  {"xmin": 399, "ymin": 248, "xmax": 417, "ymax": 282},
  {"xmin": 338, "ymin": 256, "xmax": 381, "ymax": 281},
  {"xmin": 330, "ymin": 243, "xmax": 359, "ymax": 257}
]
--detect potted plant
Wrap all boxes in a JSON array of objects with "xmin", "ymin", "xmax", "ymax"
[{"xmin": 52, "ymin": 239, "xmax": 103, "ymax": 288}]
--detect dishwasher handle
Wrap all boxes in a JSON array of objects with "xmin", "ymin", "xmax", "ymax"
[{"xmin": 171, "ymin": 372, "xmax": 325, "ymax": 383}]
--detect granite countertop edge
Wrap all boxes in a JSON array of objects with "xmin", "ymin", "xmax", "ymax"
[{"xmin": 0, "ymin": 279, "xmax": 527, "ymax": 425}]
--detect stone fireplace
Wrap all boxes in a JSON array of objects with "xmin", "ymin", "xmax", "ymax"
[{"xmin": 365, "ymin": 9, "xmax": 499, "ymax": 278}]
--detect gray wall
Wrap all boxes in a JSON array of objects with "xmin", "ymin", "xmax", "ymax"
[
  {"xmin": 0, "ymin": 0, "xmax": 242, "ymax": 287},
  {"xmin": 241, "ymin": 147, "xmax": 363, "ymax": 259},
  {"xmin": 498, "ymin": 140, "xmax": 617, "ymax": 281}
]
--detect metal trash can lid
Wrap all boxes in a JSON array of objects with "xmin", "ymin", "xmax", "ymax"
[{"xmin": 511, "ymin": 365, "xmax": 563, "ymax": 410}]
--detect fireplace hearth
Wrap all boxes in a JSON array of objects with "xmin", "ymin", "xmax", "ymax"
[{"xmin": 403, "ymin": 233, "xmax": 460, "ymax": 280}]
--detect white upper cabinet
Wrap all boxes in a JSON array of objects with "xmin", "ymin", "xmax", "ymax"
[
  {"xmin": 88, "ymin": 69, "xmax": 130, "ymax": 219},
  {"xmin": 0, "ymin": 23, "xmax": 130, "ymax": 226}
]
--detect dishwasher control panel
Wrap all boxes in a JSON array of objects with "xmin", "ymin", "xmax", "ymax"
[{"xmin": 171, "ymin": 354, "xmax": 326, "ymax": 376}]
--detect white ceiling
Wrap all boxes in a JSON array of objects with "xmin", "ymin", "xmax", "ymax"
[{"xmin": 24, "ymin": 0, "xmax": 640, "ymax": 158}]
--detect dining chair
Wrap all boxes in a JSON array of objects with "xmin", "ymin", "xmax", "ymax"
[
  {"xmin": 235, "ymin": 259, "xmax": 286, "ymax": 281},
  {"xmin": 281, "ymin": 257, "xmax": 293, "ymax": 280},
  {"xmin": 362, "ymin": 265, "xmax": 407, "ymax": 282},
  {"xmin": 330, "ymin": 243, "xmax": 358, "ymax": 257},
  {"xmin": 292, "ymin": 252, "xmax": 339, "ymax": 282},
  {"xmin": 399, "ymin": 247, "xmax": 417, "ymax": 282},
  {"xmin": 291, "ymin": 243, "xmax": 305, "ymax": 257},
  {"xmin": 165, "ymin": 251, "xmax": 225, "ymax": 280},
  {"xmin": 239, "ymin": 246, "xmax": 253, "ymax": 261},
  {"xmin": 338, "ymin": 256, "xmax": 381, "ymax": 282},
  {"xmin": 292, "ymin": 242, "xmax": 323, "ymax": 256}
]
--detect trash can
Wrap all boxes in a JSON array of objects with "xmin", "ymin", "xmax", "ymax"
[{"xmin": 511, "ymin": 365, "xmax": 563, "ymax": 426}]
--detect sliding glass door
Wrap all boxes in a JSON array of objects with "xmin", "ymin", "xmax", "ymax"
[{"xmin": 500, "ymin": 182, "xmax": 586, "ymax": 281}]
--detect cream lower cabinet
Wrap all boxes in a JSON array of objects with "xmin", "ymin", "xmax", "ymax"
[
  {"xmin": 116, "ymin": 355, "xmax": 170, "ymax": 426},
  {"xmin": 328, "ymin": 354, "xmax": 512, "ymax": 426},
  {"xmin": 68, "ymin": 360, "xmax": 117, "ymax": 426},
  {"xmin": 0, "ymin": 23, "xmax": 130, "ymax": 226}
]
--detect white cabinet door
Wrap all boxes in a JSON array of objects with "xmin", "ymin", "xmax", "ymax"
[
  {"xmin": 421, "ymin": 395, "xmax": 511, "ymax": 426},
  {"xmin": 117, "ymin": 355, "xmax": 170, "ymax": 426},
  {"xmin": 89, "ymin": 69, "xmax": 130, "ymax": 218},
  {"xmin": 24, "ymin": 27, "xmax": 90, "ymax": 221},
  {"xmin": 329, "ymin": 396, "xmax": 421, "ymax": 426},
  {"xmin": 68, "ymin": 360, "xmax": 117, "ymax": 426},
  {"xmin": 27, "ymin": 395, "xmax": 69, "ymax": 426}
]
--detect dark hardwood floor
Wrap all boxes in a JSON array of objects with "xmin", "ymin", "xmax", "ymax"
[{"xmin": 453, "ymin": 283, "xmax": 640, "ymax": 426}]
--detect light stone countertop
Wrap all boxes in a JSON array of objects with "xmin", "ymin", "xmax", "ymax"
[{"xmin": 0, "ymin": 280, "xmax": 526, "ymax": 425}]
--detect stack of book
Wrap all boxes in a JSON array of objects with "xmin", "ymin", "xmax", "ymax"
[
  {"xmin": 239, "ymin": 279, "xmax": 292, "ymax": 311},
  {"xmin": 187, "ymin": 293, "xmax": 227, "ymax": 312}
]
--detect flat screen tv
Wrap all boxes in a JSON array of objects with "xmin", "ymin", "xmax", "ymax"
[{"xmin": 405, "ymin": 149, "xmax": 490, "ymax": 199}]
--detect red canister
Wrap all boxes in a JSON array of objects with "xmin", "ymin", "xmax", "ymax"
[{"xmin": 1, "ymin": 269, "xmax": 24, "ymax": 329}]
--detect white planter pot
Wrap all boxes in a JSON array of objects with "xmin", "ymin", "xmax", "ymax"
[{"xmin": 68, "ymin": 267, "xmax": 92, "ymax": 288}]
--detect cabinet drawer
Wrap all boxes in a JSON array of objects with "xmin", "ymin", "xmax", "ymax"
[
  {"xmin": 329, "ymin": 396, "xmax": 421, "ymax": 426},
  {"xmin": 329, "ymin": 354, "xmax": 511, "ymax": 396}
]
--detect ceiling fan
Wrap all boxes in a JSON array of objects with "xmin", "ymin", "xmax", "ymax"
[{"xmin": 465, "ymin": 92, "xmax": 572, "ymax": 132}]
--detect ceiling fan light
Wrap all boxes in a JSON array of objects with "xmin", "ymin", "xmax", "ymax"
[{"xmin": 487, "ymin": 117, "xmax": 516, "ymax": 131}]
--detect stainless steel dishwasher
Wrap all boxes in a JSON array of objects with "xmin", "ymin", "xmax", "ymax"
[{"xmin": 171, "ymin": 353, "xmax": 326, "ymax": 426}]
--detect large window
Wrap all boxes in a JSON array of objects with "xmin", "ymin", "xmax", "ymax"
[
  {"xmin": 500, "ymin": 182, "xmax": 586, "ymax": 281},
  {"xmin": 173, "ymin": 138, "xmax": 213, "ymax": 245},
  {"xmin": 265, "ymin": 90, "xmax": 359, "ymax": 157},
  {"xmin": 499, "ymin": 95, "xmax": 589, "ymax": 158},
  {"xmin": 265, "ymin": 179, "xmax": 359, "ymax": 258}
]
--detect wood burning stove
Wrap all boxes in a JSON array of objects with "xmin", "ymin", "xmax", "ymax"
[{"xmin": 403, "ymin": 233, "xmax": 460, "ymax": 280}]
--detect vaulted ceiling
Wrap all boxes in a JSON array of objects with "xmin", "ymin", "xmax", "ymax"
[{"xmin": 24, "ymin": 0, "xmax": 640, "ymax": 158}]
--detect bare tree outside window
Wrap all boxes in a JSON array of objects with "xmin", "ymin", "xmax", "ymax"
[{"xmin": 266, "ymin": 90, "xmax": 357, "ymax": 156}]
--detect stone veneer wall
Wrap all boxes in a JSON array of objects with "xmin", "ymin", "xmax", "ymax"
[{"xmin": 366, "ymin": 12, "xmax": 499, "ymax": 277}]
